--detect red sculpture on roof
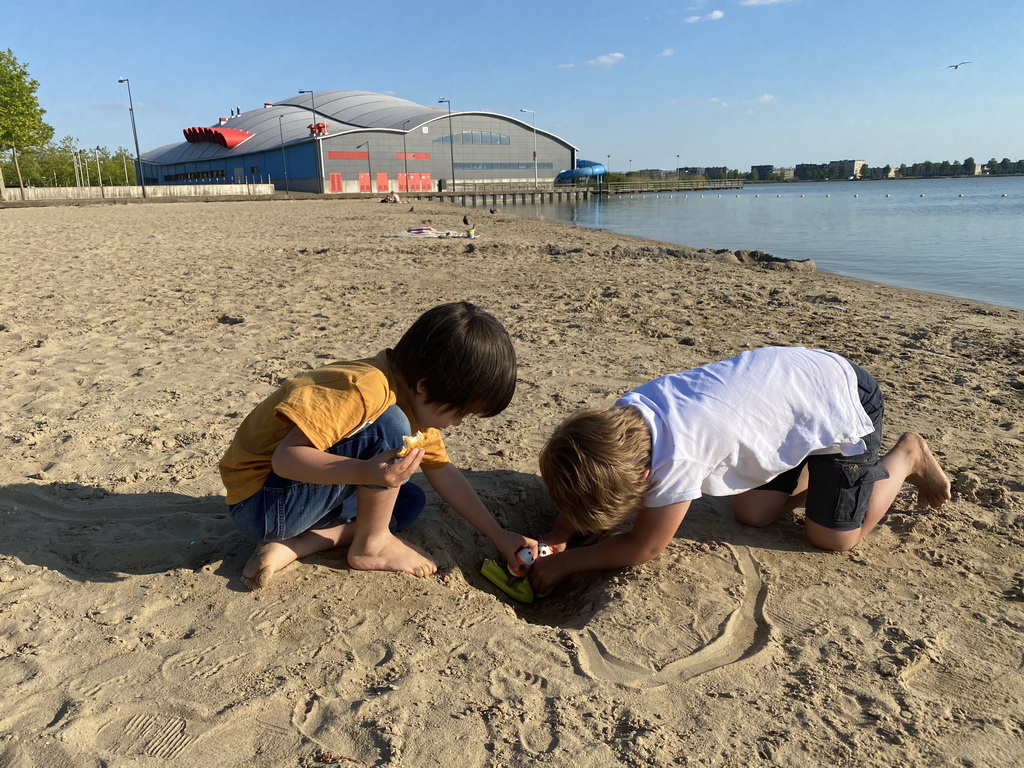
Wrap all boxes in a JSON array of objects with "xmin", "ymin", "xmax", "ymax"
[{"xmin": 183, "ymin": 126, "xmax": 255, "ymax": 149}]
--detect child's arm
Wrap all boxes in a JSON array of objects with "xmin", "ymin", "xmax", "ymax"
[
  {"xmin": 272, "ymin": 426, "xmax": 422, "ymax": 487},
  {"xmin": 529, "ymin": 501, "xmax": 690, "ymax": 593},
  {"xmin": 423, "ymin": 463, "xmax": 534, "ymax": 564}
]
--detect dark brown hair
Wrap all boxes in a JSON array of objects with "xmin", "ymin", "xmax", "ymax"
[{"xmin": 390, "ymin": 302, "xmax": 516, "ymax": 417}]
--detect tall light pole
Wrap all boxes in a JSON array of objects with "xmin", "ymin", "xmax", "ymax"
[
  {"xmin": 299, "ymin": 89, "xmax": 323, "ymax": 193},
  {"xmin": 358, "ymin": 141, "xmax": 372, "ymax": 192},
  {"xmin": 402, "ymin": 119, "xmax": 411, "ymax": 191},
  {"xmin": 438, "ymin": 98, "xmax": 455, "ymax": 192},
  {"xmin": 278, "ymin": 114, "xmax": 289, "ymax": 194},
  {"xmin": 519, "ymin": 109, "xmax": 538, "ymax": 189},
  {"xmin": 117, "ymin": 77, "xmax": 146, "ymax": 197},
  {"xmin": 94, "ymin": 147, "xmax": 105, "ymax": 198},
  {"xmin": 676, "ymin": 154, "xmax": 680, "ymax": 179}
]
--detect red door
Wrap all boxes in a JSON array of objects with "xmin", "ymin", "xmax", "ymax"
[
  {"xmin": 358, "ymin": 172, "xmax": 371, "ymax": 193},
  {"xmin": 329, "ymin": 173, "xmax": 342, "ymax": 193}
]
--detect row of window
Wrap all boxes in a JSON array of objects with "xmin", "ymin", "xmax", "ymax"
[
  {"xmin": 454, "ymin": 162, "xmax": 554, "ymax": 170},
  {"xmin": 164, "ymin": 169, "xmax": 227, "ymax": 182},
  {"xmin": 434, "ymin": 131, "xmax": 511, "ymax": 145}
]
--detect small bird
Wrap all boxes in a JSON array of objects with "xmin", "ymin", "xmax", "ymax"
[
  {"xmin": 463, "ymin": 214, "xmax": 470, "ymax": 225},
  {"xmin": 408, "ymin": 206, "xmax": 414, "ymax": 212},
  {"xmin": 489, "ymin": 208, "xmax": 498, "ymax": 215},
  {"xmin": 945, "ymin": 61, "xmax": 971, "ymax": 69}
]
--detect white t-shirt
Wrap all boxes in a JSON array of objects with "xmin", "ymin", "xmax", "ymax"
[{"xmin": 615, "ymin": 347, "xmax": 875, "ymax": 508}]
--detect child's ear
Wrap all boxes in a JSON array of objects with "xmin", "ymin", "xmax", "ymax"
[
  {"xmin": 641, "ymin": 469, "xmax": 651, "ymax": 484},
  {"xmin": 415, "ymin": 378, "xmax": 428, "ymax": 395}
]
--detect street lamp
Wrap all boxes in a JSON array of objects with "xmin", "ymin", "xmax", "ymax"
[
  {"xmin": 278, "ymin": 114, "xmax": 289, "ymax": 194},
  {"xmin": 93, "ymin": 147, "xmax": 105, "ymax": 198},
  {"xmin": 299, "ymin": 89, "xmax": 323, "ymax": 193},
  {"xmin": 676, "ymin": 154, "xmax": 680, "ymax": 179},
  {"xmin": 117, "ymin": 77, "xmax": 146, "ymax": 197},
  {"xmin": 438, "ymin": 98, "xmax": 456, "ymax": 193},
  {"xmin": 358, "ymin": 141, "xmax": 372, "ymax": 192},
  {"xmin": 402, "ymin": 119, "xmax": 411, "ymax": 192},
  {"xmin": 520, "ymin": 108, "xmax": 538, "ymax": 188}
]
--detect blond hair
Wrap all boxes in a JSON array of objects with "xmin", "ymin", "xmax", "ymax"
[{"xmin": 539, "ymin": 406, "xmax": 652, "ymax": 534}]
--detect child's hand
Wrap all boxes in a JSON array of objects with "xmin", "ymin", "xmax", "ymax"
[
  {"xmin": 377, "ymin": 447, "xmax": 424, "ymax": 486},
  {"xmin": 528, "ymin": 553, "xmax": 567, "ymax": 594}
]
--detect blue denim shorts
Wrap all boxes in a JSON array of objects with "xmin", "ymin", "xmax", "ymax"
[
  {"xmin": 229, "ymin": 405, "xmax": 426, "ymax": 542},
  {"xmin": 757, "ymin": 362, "xmax": 890, "ymax": 532}
]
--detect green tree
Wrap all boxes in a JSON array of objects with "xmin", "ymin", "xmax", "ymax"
[
  {"xmin": 0, "ymin": 49, "xmax": 54, "ymax": 196},
  {"xmin": 963, "ymin": 157, "xmax": 976, "ymax": 175}
]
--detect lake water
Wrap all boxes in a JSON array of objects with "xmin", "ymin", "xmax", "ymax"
[{"xmin": 496, "ymin": 177, "xmax": 1024, "ymax": 310}]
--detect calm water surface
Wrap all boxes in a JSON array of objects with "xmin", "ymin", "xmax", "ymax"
[{"xmin": 496, "ymin": 177, "xmax": 1024, "ymax": 310}]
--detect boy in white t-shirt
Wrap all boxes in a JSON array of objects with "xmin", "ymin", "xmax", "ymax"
[{"xmin": 529, "ymin": 347, "xmax": 951, "ymax": 593}]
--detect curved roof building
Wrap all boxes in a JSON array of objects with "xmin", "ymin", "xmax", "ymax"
[{"xmin": 140, "ymin": 90, "xmax": 579, "ymax": 194}]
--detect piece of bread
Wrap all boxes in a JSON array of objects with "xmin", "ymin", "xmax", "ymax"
[{"xmin": 396, "ymin": 431, "xmax": 424, "ymax": 458}]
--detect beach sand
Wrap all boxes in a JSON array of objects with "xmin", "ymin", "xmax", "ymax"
[{"xmin": 0, "ymin": 198, "xmax": 1021, "ymax": 767}]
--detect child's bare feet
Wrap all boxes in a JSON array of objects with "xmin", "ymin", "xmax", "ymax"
[
  {"xmin": 348, "ymin": 534, "xmax": 437, "ymax": 578},
  {"xmin": 897, "ymin": 432, "xmax": 951, "ymax": 509},
  {"xmin": 242, "ymin": 542, "xmax": 299, "ymax": 590}
]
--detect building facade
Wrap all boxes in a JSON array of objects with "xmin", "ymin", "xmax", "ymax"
[{"xmin": 139, "ymin": 91, "xmax": 578, "ymax": 194}]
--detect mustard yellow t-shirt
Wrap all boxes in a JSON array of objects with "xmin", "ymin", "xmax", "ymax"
[{"xmin": 219, "ymin": 350, "xmax": 449, "ymax": 504}]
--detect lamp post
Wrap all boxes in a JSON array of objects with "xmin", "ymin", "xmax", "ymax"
[
  {"xmin": 438, "ymin": 98, "xmax": 455, "ymax": 193},
  {"xmin": 94, "ymin": 147, "xmax": 105, "ymax": 198},
  {"xmin": 299, "ymin": 90, "xmax": 323, "ymax": 193},
  {"xmin": 358, "ymin": 141, "xmax": 372, "ymax": 192},
  {"xmin": 676, "ymin": 154, "xmax": 680, "ymax": 180},
  {"xmin": 278, "ymin": 115, "xmax": 290, "ymax": 194},
  {"xmin": 519, "ymin": 108, "xmax": 538, "ymax": 189},
  {"xmin": 402, "ymin": 119, "xmax": 411, "ymax": 192},
  {"xmin": 117, "ymin": 77, "xmax": 146, "ymax": 197}
]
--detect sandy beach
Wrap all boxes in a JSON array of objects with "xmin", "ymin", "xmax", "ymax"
[{"xmin": 0, "ymin": 197, "xmax": 1021, "ymax": 767}]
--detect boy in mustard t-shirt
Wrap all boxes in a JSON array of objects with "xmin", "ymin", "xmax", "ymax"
[{"xmin": 220, "ymin": 302, "xmax": 533, "ymax": 589}]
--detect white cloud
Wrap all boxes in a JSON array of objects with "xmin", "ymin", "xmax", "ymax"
[
  {"xmin": 711, "ymin": 93, "xmax": 777, "ymax": 108},
  {"xmin": 659, "ymin": 48, "xmax": 674, "ymax": 57},
  {"xmin": 558, "ymin": 63, "xmax": 575, "ymax": 69},
  {"xmin": 740, "ymin": 0, "xmax": 793, "ymax": 5},
  {"xmin": 587, "ymin": 52, "xmax": 625, "ymax": 68},
  {"xmin": 687, "ymin": 10, "xmax": 724, "ymax": 23}
]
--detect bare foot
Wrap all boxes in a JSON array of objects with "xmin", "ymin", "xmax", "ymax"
[
  {"xmin": 242, "ymin": 542, "xmax": 299, "ymax": 590},
  {"xmin": 898, "ymin": 432, "xmax": 952, "ymax": 509},
  {"xmin": 348, "ymin": 533, "xmax": 437, "ymax": 578}
]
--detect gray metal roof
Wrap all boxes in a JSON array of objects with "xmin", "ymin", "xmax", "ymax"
[{"xmin": 141, "ymin": 90, "xmax": 452, "ymax": 164}]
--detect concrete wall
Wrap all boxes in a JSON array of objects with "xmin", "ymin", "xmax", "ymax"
[{"xmin": 1, "ymin": 184, "xmax": 276, "ymax": 202}]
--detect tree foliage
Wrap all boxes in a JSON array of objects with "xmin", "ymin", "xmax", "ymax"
[{"xmin": 0, "ymin": 49, "xmax": 53, "ymax": 151}]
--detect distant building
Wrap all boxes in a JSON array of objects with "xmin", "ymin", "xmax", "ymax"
[
  {"xmin": 794, "ymin": 159, "xmax": 865, "ymax": 180},
  {"xmin": 138, "ymin": 90, "xmax": 578, "ymax": 194}
]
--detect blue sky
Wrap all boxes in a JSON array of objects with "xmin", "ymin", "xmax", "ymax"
[{"xmin": 7, "ymin": 0, "xmax": 1022, "ymax": 172}]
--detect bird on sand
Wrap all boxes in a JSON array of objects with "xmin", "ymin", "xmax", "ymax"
[
  {"xmin": 408, "ymin": 206, "xmax": 414, "ymax": 212},
  {"xmin": 489, "ymin": 208, "xmax": 498, "ymax": 215},
  {"xmin": 463, "ymin": 214, "xmax": 470, "ymax": 225},
  {"xmin": 945, "ymin": 61, "xmax": 971, "ymax": 69}
]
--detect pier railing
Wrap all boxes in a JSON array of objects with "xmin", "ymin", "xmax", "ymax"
[{"xmin": 602, "ymin": 179, "xmax": 744, "ymax": 193}]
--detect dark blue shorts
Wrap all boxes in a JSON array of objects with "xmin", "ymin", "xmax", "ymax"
[
  {"xmin": 756, "ymin": 362, "xmax": 890, "ymax": 532},
  {"xmin": 229, "ymin": 405, "xmax": 426, "ymax": 542}
]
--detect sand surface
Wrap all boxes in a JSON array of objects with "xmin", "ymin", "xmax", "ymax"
[{"xmin": 0, "ymin": 198, "xmax": 1022, "ymax": 767}]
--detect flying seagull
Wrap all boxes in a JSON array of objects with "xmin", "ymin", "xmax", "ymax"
[{"xmin": 945, "ymin": 61, "xmax": 971, "ymax": 69}]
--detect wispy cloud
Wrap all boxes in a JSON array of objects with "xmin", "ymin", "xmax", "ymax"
[
  {"xmin": 686, "ymin": 10, "xmax": 724, "ymax": 23},
  {"xmin": 711, "ymin": 93, "xmax": 777, "ymax": 108},
  {"xmin": 558, "ymin": 63, "xmax": 575, "ymax": 69},
  {"xmin": 587, "ymin": 52, "xmax": 625, "ymax": 68},
  {"xmin": 659, "ymin": 48, "xmax": 674, "ymax": 57},
  {"xmin": 740, "ymin": 0, "xmax": 793, "ymax": 5}
]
